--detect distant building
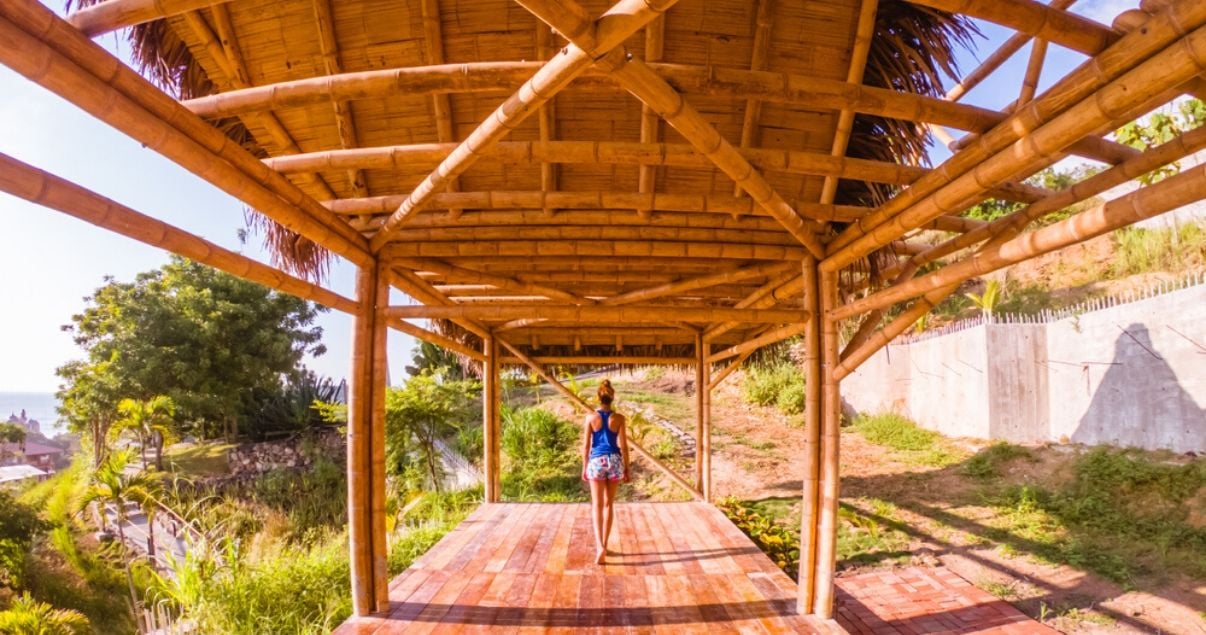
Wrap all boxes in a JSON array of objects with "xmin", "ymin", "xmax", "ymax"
[
  {"xmin": 0, "ymin": 441, "xmax": 64, "ymax": 471},
  {"xmin": 0, "ymin": 464, "xmax": 48, "ymax": 487},
  {"xmin": 7, "ymin": 409, "xmax": 42, "ymax": 436}
]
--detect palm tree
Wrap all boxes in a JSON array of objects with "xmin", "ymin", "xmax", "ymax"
[
  {"xmin": 111, "ymin": 396, "xmax": 176, "ymax": 471},
  {"xmin": 79, "ymin": 451, "xmax": 157, "ymax": 546},
  {"xmin": 0, "ymin": 593, "xmax": 90, "ymax": 634}
]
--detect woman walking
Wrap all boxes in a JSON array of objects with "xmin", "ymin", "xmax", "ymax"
[{"xmin": 581, "ymin": 379, "xmax": 629, "ymax": 564}]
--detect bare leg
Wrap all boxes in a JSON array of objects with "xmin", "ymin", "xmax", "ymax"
[
  {"xmin": 603, "ymin": 480, "xmax": 619, "ymax": 553},
  {"xmin": 589, "ymin": 479, "xmax": 606, "ymax": 564}
]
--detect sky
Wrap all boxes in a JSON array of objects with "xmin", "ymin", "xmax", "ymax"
[{"xmin": 0, "ymin": 0, "xmax": 1137, "ymax": 392}]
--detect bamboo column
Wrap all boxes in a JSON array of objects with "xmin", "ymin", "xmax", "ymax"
[
  {"xmin": 483, "ymin": 334, "xmax": 502, "ymax": 503},
  {"xmin": 796, "ymin": 255, "xmax": 823, "ymax": 615},
  {"xmin": 701, "ymin": 342, "xmax": 713, "ymax": 502},
  {"xmin": 369, "ymin": 261, "xmax": 390, "ymax": 612},
  {"xmin": 694, "ymin": 331, "xmax": 705, "ymax": 494},
  {"xmin": 347, "ymin": 265, "xmax": 376, "ymax": 616},
  {"xmin": 811, "ymin": 269, "xmax": 842, "ymax": 619}
]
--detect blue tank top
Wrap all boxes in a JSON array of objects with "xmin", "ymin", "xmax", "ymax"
[{"xmin": 589, "ymin": 410, "xmax": 620, "ymax": 458}]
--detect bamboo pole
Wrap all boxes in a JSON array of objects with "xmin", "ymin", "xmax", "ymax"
[
  {"xmin": 386, "ymin": 269, "xmax": 491, "ymax": 340},
  {"xmin": 419, "ymin": 0, "xmax": 463, "ymax": 218},
  {"xmin": 811, "ymin": 269, "xmax": 841, "ymax": 619},
  {"xmin": 796, "ymin": 255, "xmax": 823, "ymax": 614},
  {"xmin": 1015, "ymin": 38, "xmax": 1049, "ymax": 109},
  {"xmin": 704, "ymin": 273, "xmax": 803, "ymax": 342},
  {"xmin": 638, "ymin": 15, "xmax": 665, "ymax": 208},
  {"xmin": 384, "ymin": 304, "xmax": 810, "ymax": 324},
  {"xmin": 535, "ymin": 21, "xmax": 558, "ymax": 216},
  {"xmin": 603, "ymin": 261, "xmax": 797, "ymax": 306},
  {"xmin": 835, "ymin": 285, "xmax": 955, "ymax": 381},
  {"xmin": 706, "ymin": 323, "xmax": 808, "ymax": 364},
  {"xmin": 0, "ymin": 3, "xmax": 371, "ymax": 267},
  {"xmin": 0, "ymin": 152, "xmax": 359, "ymax": 314},
  {"xmin": 369, "ymin": 261, "xmax": 389, "ymax": 612},
  {"xmin": 819, "ymin": 0, "xmax": 878, "ymax": 207},
  {"xmin": 823, "ymin": 21, "xmax": 1206, "ymax": 273},
  {"xmin": 267, "ymin": 141, "xmax": 926, "ymax": 187},
  {"xmin": 701, "ymin": 339, "xmax": 713, "ymax": 502},
  {"xmin": 825, "ymin": 0, "xmax": 1206, "ymax": 258},
  {"xmin": 832, "ymin": 157, "xmax": 1206, "ymax": 320},
  {"xmin": 391, "ymin": 258, "xmax": 591, "ymax": 305},
  {"xmin": 707, "ymin": 349, "xmax": 754, "ymax": 391},
  {"xmin": 375, "ymin": 224, "xmax": 801, "ymax": 247},
  {"xmin": 497, "ymin": 339, "xmax": 703, "ymax": 500},
  {"xmin": 311, "ymin": 0, "xmax": 367, "ymax": 203},
  {"xmin": 905, "ymin": 0, "xmax": 1115, "ymax": 55},
  {"xmin": 380, "ymin": 240, "xmax": 807, "ymax": 261},
  {"xmin": 483, "ymin": 335, "xmax": 500, "ymax": 503},
  {"xmin": 346, "ymin": 266, "xmax": 376, "ymax": 616},
  {"xmin": 734, "ymin": 0, "xmax": 773, "ymax": 197},
  {"xmin": 369, "ymin": 0, "xmax": 678, "ymax": 250},
  {"xmin": 499, "ymin": 356, "xmax": 697, "ymax": 366},
  {"xmin": 67, "ymin": 0, "xmax": 227, "ymax": 37},
  {"xmin": 694, "ymin": 332, "xmax": 705, "ymax": 491},
  {"xmin": 388, "ymin": 320, "xmax": 486, "ymax": 362}
]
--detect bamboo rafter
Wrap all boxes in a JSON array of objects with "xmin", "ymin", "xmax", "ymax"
[
  {"xmin": 637, "ymin": 14, "xmax": 665, "ymax": 214},
  {"xmin": 311, "ymin": 0, "xmax": 367, "ymax": 202},
  {"xmin": 819, "ymin": 0, "xmax": 878, "ymax": 207},
  {"xmin": 67, "ymin": 0, "xmax": 227, "ymax": 37},
  {"xmin": 384, "ymin": 304, "xmax": 810, "ymax": 324},
  {"xmin": 733, "ymin": 0, "xmax": 773, "ymax": 198},
  {"xmin": 905, "ymin": 0, "xmax": 1116, "ymax": 55}
]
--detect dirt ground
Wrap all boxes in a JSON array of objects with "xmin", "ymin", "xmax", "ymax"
[{"xmin": 603, "ymin": 369, "xmax": 1206, "ymax": 635}]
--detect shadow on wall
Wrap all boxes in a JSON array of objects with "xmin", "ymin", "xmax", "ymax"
[{"xmin": 1073, "ymin": 324, "xmax": 1205, "ymax": 452}]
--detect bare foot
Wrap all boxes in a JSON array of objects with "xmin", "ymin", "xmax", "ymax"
[{"xmin": 595, "ymin": 547, "xmax": 606, "ymax": 564}]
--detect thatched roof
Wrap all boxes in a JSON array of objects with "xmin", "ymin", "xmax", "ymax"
[{"xmin": 71, "ymin": 0, "xmax": 978, "ymax": 364}]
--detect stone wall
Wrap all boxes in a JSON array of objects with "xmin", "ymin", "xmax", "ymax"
[
  {"xmin": 843, "ymin": 276, "xmax": 1206, "ymax": 453},
  {"xmin": 227, "ymin": 427, "xmax": 344, "ymax": 476}
]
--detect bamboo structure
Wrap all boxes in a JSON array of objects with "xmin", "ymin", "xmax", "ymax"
[{"xmin": 5, "ymin": 0, "xmax": 1203, "ymax": 623}]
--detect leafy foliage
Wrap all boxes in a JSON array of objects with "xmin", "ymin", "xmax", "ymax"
[
  {"xmin": 962, "ymin": 442, "xmax": 1036, "ymax": 480},
  {"xmin": 57, "ymin": 257, "xmax": 325, "ymax": 442},
  {"xmin": 718, "ymin": 497, "xmax": 800, "ymax": 579},
  {"xmin": 240, "ymin": 371, "xmax": 344, "ymax": 441},
  {"xmin": 741, "ymin": 362, "xmax": 805, "ymax": 415},
  {"xmin": 1115, "ymin": 99, "xmax": 1205, "ymax": 184},
  {"xmin": 1110, "ymin": 222, "xmax": 1206, "ymax": 277},
  {"xmin": 500, "ymin": 407, "xmax": 585, "ymax": 502},
  {"xmin": 385, "ymin": 372, "xmax": 481, "ymax": 492},
  {"xmin": 850, "ymin": 412, "xmax": 963, "ymax": 467},
  {"xmin": 0, "ymin": 493, "xmax": 49, "ymax": 590},
  {"xmin": 252, "ymin": 457, "xmax": 346, "ymax": 541},
  {"xmin": 110, "ymin": 396, "xmax": 175, "ymax": 470},
  {"xmin": 964, "ymin": 279, "xmax": 1001, "ymax": 316},
  {"xmin": 0, "ymin": 593, "xmax": 90, "ymax": 635}
]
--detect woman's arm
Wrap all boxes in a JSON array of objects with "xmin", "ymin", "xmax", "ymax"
[{"xmin": 617, "ymin": 414, "xmax": 631, "ymax": 482}]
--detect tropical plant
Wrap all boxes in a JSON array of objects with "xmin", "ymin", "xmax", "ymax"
[
  {"xmin": 241, "ymin": 371, "xmax": 344, "ymax": 440},
  {"xmin": 78, "ymin": 451, "xmax": 159, "ymax": 545},
  {"xmin": 384, "ymin": 372, "xmax": 480, "ymax": 491},
  {"xmin": 0, "ymin": 593, "xmax": 90, "ymax": 635},
  {"xmin": 965, "ymin": 279, "xmax": 1001, "ymax": 316},
  {"xmin": 0, "ymin": 492, "xmax": 49, "ymax": 590},
  {"xmin": 717, "ymin": 497, "xmax": 800, "ymax": 579},
  {"xmin": 111, "ymin": 396, "xmax": 176, "ymax": 471}
]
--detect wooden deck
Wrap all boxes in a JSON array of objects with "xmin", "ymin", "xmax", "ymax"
[{"xmin": 333, "ymin": 502, "xmax": 843, "ymax": 634}]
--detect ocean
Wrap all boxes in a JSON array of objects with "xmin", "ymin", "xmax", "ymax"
[{"xmin": 0, "ymin": 391, "xmax": 66, "ymax": 437}]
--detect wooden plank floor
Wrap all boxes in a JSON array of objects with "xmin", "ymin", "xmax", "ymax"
[{"xmin": 334, "ymin": 502, "xmax": 844, "ymax": 634}]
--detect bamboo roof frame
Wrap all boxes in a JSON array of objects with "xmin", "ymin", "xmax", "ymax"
[{"xmin": 5, "ymin": 0, "xmax": 1206, "ymax": 622}]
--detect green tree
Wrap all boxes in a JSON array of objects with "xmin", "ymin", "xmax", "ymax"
[
  {"xmin": 57, "ymin": 257, "xmax": 325, "ymax": 441},
  {"xmin": 0, "ymin": 492, "xmax": 49, "ymax": 590},
  {"xmin": 56, "ymin": 360, "xmax": 123, "ymax": 467},
  {"xmin": 0, "ymin": 593, "xmax": 90, "ymax": 635},
  {"xmin": 110, "ymin": 396, "xmax": 175, "ymax": 471},
  {"xmin": 78, "ymin": 451, "xmax": 158, "ymax": 545},
  {"xmin": 405, "ymin": 340, "xmax": 470, "ymax": 380},
  {"xmin": 1115, "ymin": 99, "xmax": 1205, "ymax": 184},
  {"xmin": 0, "ymin": 423, "xmax": 25, "ymax": 464},
  {"xmin": 385, "ymin": 372, "xmax": 480, "ymax": 491}
]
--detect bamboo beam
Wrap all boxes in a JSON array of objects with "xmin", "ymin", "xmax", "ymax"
[
  {"xmin": 835, "ymin": 285, "xmax": 954, "ymax": 381},
  {"xmin": 347, "ymin": 265, "xmax": 376, "ymax": 616},
  {"xmin": 1015, "ymin": 37, "xmax": 1048, "ymax": 109},
  {"xmin": 386, "ymin": 304, "xmax": 811, "ymax": 324},
  {"xmin": 66, "ymin": 0, "xmax": 227, "ymax": 37},
  {"xmin": 266, "ymin": 141, "xmax": 927, "ymax": 187},
  {"xmin": 832, "ymin": 158, "xmax": 1206, "ymax": 320},
  {"xmin": 388, "ymin": 319, "xmax": 486, "ymax": 363},
  {"xmin": 706, "ymin": 323, "xmax": 808, "ymax": 364},
  {"xmin": 500, "ymin": 356, "xmax": 696, "ymax": 366},
  {"xmin": 704, "ymin": 272, "xmax": 803, "ymax": 342},
  {"xmin": 535, "ymin": 22, "xmax": 558, "ymax": 216},
  {"xmin": 819, "ymin": 0, "xmax": 878, "ymax": 207},
  {"xmin": 825, "ymin": 1, "xmax": 1206, "ymax": 259},
  {"xmin": 391, "ymin": 258, "xmax": 591, "ymax": 305},
  {"xmin": 180, "ymin": 10, "xmax": 341, "ymax": 202},
  {"xmin": 0, "ymin": 152, "xmax": 359, "ymax": 314},
  {"xmin": 369, "ymin": 0, "xmax": 678, "ymax": 250},
  {"xmin": 905, "ymin": 0, "xmax": 1116, "ymax": 55},
  {"xmin": 707, "ymin": 349, "xmax": 754, "ymax": 391},
  {"xmin": 419, "ymin": 0, "xmax": 463, "ymax": 218},
  {"xmin": 483, "ymin": 335, "xmax": 501, "ymax": 502},
  {"xmin": 638, "ymin": 15, "xmax": 665, "ymax": 210},
  {"xmin": 811, "ymin": 269, "xmax": 842, "ymax": 618},
  {"xmin": 823, "ymin": 19, "xmax": 1206, "ymax": 273},
  {"xmin": 312, "ymin": 0, "xmax": 367, "ymax": 203},
  {"xmin": 368, "ymin": 261, "xmax": 389, "ymax": 612},
  {"xmin": 386, "ymin": 269, "xmax": 491, "ymax": 339},
  {"xmin": 498, "ymin": 339, "xmax": 703, "ymax": 500},
  {"xmin": 0, "ymin": 2, "xmax": 371, "ymax": 267},
  {"xmin": 903, "ymin": 121, "xmax": 1206, "ymax": 275},
  {"xmin": 380, "ymin": 240, "xmax": 808, "ymax": 261},
  {"xmin": 602, "ymin": 261, "xmax": 797, "ymax": 306},
  {"xmin": 377, "ymin": 225, "xmax": 799, "ymax": 247},
  {"xmin": 364, "ymin": 209, "xmax": 790, "ymax": 233},
  {"xmin": 797, "ymin": 255, "xmax": 822, "ymax": 615},
  {"xmin": 734, "ymin": 0, "xmax": 773, "ymax": 198}
]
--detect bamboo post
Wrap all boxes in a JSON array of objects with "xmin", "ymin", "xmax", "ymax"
[
  {"xmin": 797, "ymin": 255, "xmax": 822, "ymax": 615},
  {"xmin": 369, "ymin": 261, "xmax": 390, "ymax": 612},
  {"xmin": 346, "ymin": 266, "xmax": 376, "ymax": 616},
  {"xmin": 694, "ymin": 331, "xmax": 705, "ymax": 492},
  {"xmin": 811, "ymin": 269, "xmax": 841, "ymax": 619},
  {"xmin": 701, "ymin": 342, "xmax": 713, "ymax": 502},
  {"xmin": 483, "ymin": 334, "xmax": 501, "ymax": 503}
]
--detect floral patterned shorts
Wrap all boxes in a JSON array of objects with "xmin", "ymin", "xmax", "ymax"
[{"xmin": 585, "ymin": 453, "xmax": 625, "ymax": 481}]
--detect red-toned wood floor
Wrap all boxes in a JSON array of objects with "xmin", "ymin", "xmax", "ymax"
[{"xmin": 334, "ymin": 503, "xmax": 1054, "ymax": 634}]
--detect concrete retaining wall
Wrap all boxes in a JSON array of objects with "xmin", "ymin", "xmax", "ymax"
[{"xmin": 843, "ymin": 277, "xmax": 1206, "ymax": 453}]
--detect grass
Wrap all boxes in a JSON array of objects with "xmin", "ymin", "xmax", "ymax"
[
  {"xmin": 740, "ymin": 362, "xmax": 805, "ymax": 416},
  {"xmin": 962, "ymin": 442, "xmax": 1036, "ymax": 480},
  {"xmin": 849, "ymin": 412, "xmax": 965, "ymax": 467},
  {"xmin": 1110, "ymin": 222, "xmax": 1206, "ymax": 277},
  {"xmin": 163, "ymin": 442, "xmax": 234, "ymax": 476}
]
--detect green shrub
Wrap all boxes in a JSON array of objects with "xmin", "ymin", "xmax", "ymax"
[
  {"xmin": 850, "ymin": 412, "xmax": 962, "ymax": 467},
  {"xmin": 253, "ymin": 457, "xmax": 346, "ymax": 539},
  {"xmin": 0, "ymin": 492, "xmax": 49, "ymax": 589},
  {"xmin": 500, "ymin": 407, "xmax": 586, "ymax": 502},
  {"xmin": 718, "ymin": 497, "xmax": 799, "ymax": 579},
  {"xmin": 742, "ymin": 362, "xmax": 803, "ymax": 416},
  {"xmin": 963, "ymin": 442, "xmax": 1035, "ymax": 480},
  {"xmin": 1111, "ymin": 222, "xmax": 1206, "ymax": 277}
]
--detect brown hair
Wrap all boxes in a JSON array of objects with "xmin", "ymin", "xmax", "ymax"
[{"xmin": 597, "ymin": 379, "xmax": 615, "ymax": 406}]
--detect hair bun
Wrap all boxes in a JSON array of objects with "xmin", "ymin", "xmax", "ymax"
[{"xmin": 597, "ymin": 379, "xmax": 615, "ymax": 404}]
